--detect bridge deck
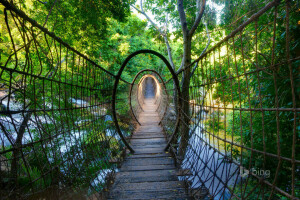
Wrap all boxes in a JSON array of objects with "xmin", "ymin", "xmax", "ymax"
[{"xmin": 108, "ymin": 99, "xmax": 190, "ymax": 200}]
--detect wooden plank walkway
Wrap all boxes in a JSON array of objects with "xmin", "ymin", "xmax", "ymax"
[{"xmin": 108, "ymin": 98, "xmax": 190, "ymax": 200}]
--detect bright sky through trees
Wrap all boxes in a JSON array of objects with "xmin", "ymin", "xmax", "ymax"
[{"xmin": 131, "ymin": 0, "xmax": 224, "ymax": 32}]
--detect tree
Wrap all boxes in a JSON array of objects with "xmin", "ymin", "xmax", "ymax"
[
  {"xmin": 21, "ymin": 0, "xmax": 131, "ymax": 59},
  {"xmin": 131, "ymin": 0, "xmax": 211, "ymax": 157}
]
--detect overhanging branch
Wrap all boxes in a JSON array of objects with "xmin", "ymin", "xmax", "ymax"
[
  {"xmin": 189, "ymin": 0, "xmax": 206, "ymax": 37},
  {"xmin": 130, "ymin": 3, "xmax": 164, "ymax": 36},
  {"xmin": 130, "ymin": 1, "xmax": 175, "ymax": 69},
  {"xmin": 190, "ymin": 22, "xmax": 210, "ymax": 78}
]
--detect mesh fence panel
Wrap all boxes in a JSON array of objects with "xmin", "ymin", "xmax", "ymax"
[
  {"xmin": 0, "ymin": 2, "xmax": 132, "ymax": 199},
  {"xmin": 164, "ymin": 0, "xmax": 299, "ymax": 199}
]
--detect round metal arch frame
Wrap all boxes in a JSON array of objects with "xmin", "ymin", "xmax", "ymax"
[
  {"xmin": 112, "ymin": 49, "xmax": 181, "ymax": 153},
  {"xmin": 129, "ymin": 69, "xmax": 169, "ymax": 126}
]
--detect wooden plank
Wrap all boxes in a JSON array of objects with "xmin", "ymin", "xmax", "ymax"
[
  {"xmin": 139, "ymin": 122, "xmax": 160, "ymax": 126},
  {"xmin": 136, "ymin": 126, "xmax": 163, "ymax": 132},
  {"xmin": 139, "ymin": 116, "xmax": 160, "ymax": 121},
  {"xmin": 114, "ymin": 169, "xmax": 178, "ymax": 183},
  {"xmin": 127, "ymin": 152, "xmax": 170, "ymax": 158},
  {"xmin": 133, "ymin": 132, "xmax": 164, "ymax": 136},
  {"xmin": 139, "ymin": 113, "xmax": 159, "ymax": 117},
  {"xmin": 140, "ymin": 111, "xmax": 158, "ymax": 115},
  {"xmin": 108, "ymin": 189, "xmax": 190, "ymax": 200},
  {"xmin": 132, "ymin": 143, "xmax": 167, "ymax": 147},
  {"xmin": 130, "ymin": 137, "xmax": 165, "ymax": 142},
  {"xmin": 142, "ymin": 105, "xmax": 157, "ymax": 109},
  {"xmin": 142, "ymin": 105, "xmax": 157, "ymax": 108},
  {"xmin": 134, "ymin": 131, "xmax": 163, "ymax": 134},
  {"xmin": 140, "ymin": 106, "xmax": 157, "ymax": 110},
  {"xmin": 108, "ymin": 99, "xmax": 190, "ymax": 199},
  {"xmin": 132, "ymin": 144, "xmax": 166, "ymax": 149},
  {"xmin": 110, "ymin": 181, "xmax": 185, "ymax": 191},
  {"xmin": 131, "ymin": 140, "xmax": 166, "ymax": 146},
  {"xmin": 122, "ymin": 157, "xmax": 174, "ymax": 166},
  {"xmin": 121, "ymin": 164, "xmax": 175, "ymax": 172},
  {"xmin": 131, "ymin": 135, "xmax": 165, "ymax": 139},
  {"xmin": 131, "ymin": 141, "xmax": 166, "ymax": 145},
  {"xmin": 139, "ymin": 120, "xmax": 160, "ymax": 124},
  {"xmin": 133, "ymin": 147, "xmax": 166, "ymax": 154},
  {"xmin": 131, "ymin": 138, "xmax": 165, "ymax": 142}
]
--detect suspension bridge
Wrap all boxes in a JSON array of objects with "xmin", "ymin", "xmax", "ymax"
[{"xmin": 0, "ymin": 0, "xmax": 299, "ymax": 199}]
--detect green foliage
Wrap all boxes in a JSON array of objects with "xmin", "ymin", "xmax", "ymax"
[
  {"xmin": 201, "ymin": 1, "xmax": 299, "ymax": 198},
  {"xmin": 1, "ymin": 0, "xmax": 299, "ymax": 199},
  {"xmin": 20, "ymin": 0, "xmax": 131, "ymax": 54},
  {"xmin": 205, "ymin": 110, "xmax": 224, "ymax": 132}
]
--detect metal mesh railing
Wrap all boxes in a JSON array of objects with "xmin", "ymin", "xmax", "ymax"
[
  {"xmin": 163, "ymin": 0, "xmax": 299, "ymax": 199},
  {"xmin": 0, "ymin": 1, "xmax": 134, "ymax": 199},
  {"xmin": 1, "ymin": 0, "xmax": 299, "ymax": 199}
]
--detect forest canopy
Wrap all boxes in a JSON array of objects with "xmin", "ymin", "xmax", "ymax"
[{"xmin": 0, "ymin": 0, "xmax": 299, "ymax": 199}]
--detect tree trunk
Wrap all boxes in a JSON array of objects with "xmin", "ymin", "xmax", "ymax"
[{"xmin": 178, "ymin": 36, "xmax": 192, "ymax": 158}]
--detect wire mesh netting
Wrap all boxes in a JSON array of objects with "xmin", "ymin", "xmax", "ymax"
[
  {"xmin": 162, "ymin": 0, "xmax": 299, "ymax": 199},
  {"xmin": 0, "ymin": 1, "xmax": 135, "ymax": 199},
  {"xmin": 0, "ymin": 0, "xmax": 299, "ymax": 199}
]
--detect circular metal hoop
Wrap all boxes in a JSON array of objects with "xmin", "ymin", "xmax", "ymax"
[
  {"xmin": 129, "ymin": 69, "xmax": 169, "ymax": 126},
  {"xmin": 112, "ymin": 50, "xmax": 181, "ymax": 153}
]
